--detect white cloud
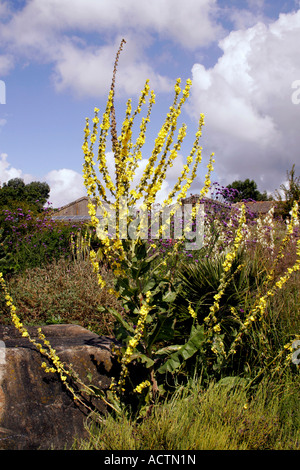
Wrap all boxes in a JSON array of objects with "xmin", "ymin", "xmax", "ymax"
[
  {"xmin": 0, "ymin": 153, "xmax": 33, "ymax": 185},
  {"xmin": 0, "ymin": 0, "xmax": 223, "ymax": 98},
  {"xmin": 0, "ymin": 54, "xmax": 14, "ymax": 75},
  {"xmin": 52, "ymin": 35, "xmax": 173, "ymax": 98},
  {"xmin": 0, "ymin": 0, "xmax": 222, "ymax": 49},
  {"xmin": 188, "ymin": 9, "xmax": 300, "ymax": 194},
  {"xmin": 2, "ymin": 1, "xmax": 299, "ymax": 202},
  {"xmin": 45, "ymin": 168, "xmax": 86, "ymax": 208}
]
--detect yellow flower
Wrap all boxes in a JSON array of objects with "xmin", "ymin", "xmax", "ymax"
[
  {"xmin": 134, "ymin": 380, "xmax": 151, "ymax": 394},
  {"xmin": 188, "ymin": 304, "xmax": 197, "ymax": 319}
]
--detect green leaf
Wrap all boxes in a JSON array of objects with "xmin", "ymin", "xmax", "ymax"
[
  {"xmin": 155, "ymin": 344, "xmax": 181, "ymax": 356},
  {"xmin": 142, "ymin": 278, "xmax": 156, "ymax": 294},
  {"xmin": 158, "ymin": 355, "xmax": 182, "ymax": 374},
  {"xmin": 137, "ymin": 261, "xmax": 152, "ymax": 277},
  {"xmin": 133, "ymin": 353, "xmax": 155, "ymax": 368},
  {"xmin": 107, "ymin": 307, "xmax": 135, "ymax": 333},
  {"xmin": 157, "ymin": 325, "xmax": 205, "ymax": 374},
  {"xmin": 147, "ymin": 314, "xmax": 175, "ymax": 348},
  {"xmin": 136, "ymin": 244, "xmax": 147, "ymax": 261},
  {"xmin": 162, "ymin": 290, "xmax": 177, "ymax": 303}
]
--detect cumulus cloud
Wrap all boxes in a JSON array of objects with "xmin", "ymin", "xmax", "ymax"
[
  {"xmin": 0, "ymin": 153, "xmax": 33, "ymax": 185},
  {"xmin": 0, "ymin": 0, "xmax": 223, "ymax": 98},
  {"xmin": 2, "ymin": 1, "xmax": 299, "ymax": 204},
  {"xmin": 0, "ymin": 54, "xmax": 14, "ymax": 76},
  {"xmin": 45, "ymin": 168, "xmax": 86, "ymax": 208},
  {"xmin": 52, "ymin": 35, "xmax": 173, "ymax": 98},
  {"xmin": 188, "ymin": 9, "xmax": 300, "ymax": 194},
  {"xmin": 0, "ymin": 0, "xmax": 222, "ymax": 49}
]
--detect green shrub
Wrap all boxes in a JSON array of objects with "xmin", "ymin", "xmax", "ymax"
[{"xmin": 0, "ymin": 206, "xmax": 84, "ymax": 275}]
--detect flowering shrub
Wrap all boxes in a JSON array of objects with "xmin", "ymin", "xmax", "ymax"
[{"xmin": 0, "ymin": 206, "xmax": 84, "ymax": 275}]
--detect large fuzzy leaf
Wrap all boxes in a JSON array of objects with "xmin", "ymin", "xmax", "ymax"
[{"xmin": 157, "ymin": 324, "xmax": 205, "ymax": 374}]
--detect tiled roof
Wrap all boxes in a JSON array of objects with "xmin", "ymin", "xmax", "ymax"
[
  {"xmin": 181, "ymin": 195, "xmax": 229, "ymax": 209},
  {"xmin": 234, "ymin": 201, "xmax": 278, "ymax": 215}
]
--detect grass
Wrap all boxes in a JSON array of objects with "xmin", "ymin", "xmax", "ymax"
[
  {"xmin": 1, "ymin": 256, "xmax": 123, "ymax": 336},
  {"xmin": 73, "ymin": 375, "xmax": 299, "ymax": 450}
]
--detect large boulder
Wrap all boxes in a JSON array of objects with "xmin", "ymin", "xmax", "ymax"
[{"xmin": 0, "ymin": 324, "xmax": 120, "ymax": 450}]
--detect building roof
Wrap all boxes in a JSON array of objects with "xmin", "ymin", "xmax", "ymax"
[
  {"xmin": 234, "ymin": 200, "xmax": 278, "ymax": 215},
  {"xmin": 51, "ymin": 194, "xmax": 236, "ymax": 222},
  {"xmin": 51, "ymin": 196, "xmax": 111, "ymax": 221}
]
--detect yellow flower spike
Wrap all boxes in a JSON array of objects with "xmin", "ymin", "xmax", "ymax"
[
  {"xmin": 213, "ymin": 324, "xmax": 221, "ymax": 333},
  {"xmin": 134, "ymin": 380, "xmax": 151, "ymax": 394},
  {"xmin": 204, "ymin": 209, "xmax": 246, "ymax": 330},
  {"xmin": 117, "ymin": 291, "xmax": 153, "ymax": 392},
  {"xmin": 174, "ymin": 78, "xmax": 181, "ymax": 94},
  {"xmin": 135, "ymin": 78, "xmax": 194, "ymax": 207},
  {"xmin": 265, "ymin": 200, "xmax": 299, "ymax": 285},
  {"xmin": 228, "ymin": 236, "xmax": 300, "ymax": 358},
  {"xmin": 188, "ymin": 304, "xmax": 197, "ymax": 319}
]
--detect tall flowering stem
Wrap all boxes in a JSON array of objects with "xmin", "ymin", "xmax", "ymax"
[
  {"xmin": 204, "ymin": 204, "xmax": 246, "ymax": 328},
  {"xmin": 228, "ymin": 201, "xmax": 300, "ymax": 359},
  {"xmin": 117, "ymin": 291, "xmax": 153, "ymax": 393},
  {"xmin": 110, "ymin": 38, "xmax": 126, "ymax": 168},
  {"xmin": 82, "ymin": 40, "xmax": 214, "ymax": 290}
]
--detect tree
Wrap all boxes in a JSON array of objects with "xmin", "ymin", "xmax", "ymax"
[
  {"xmin": 274, "ymin": 164, "xmax": 300, "ymax": 219},
  {"xmin": 225, "ymin": 178, "xmax": 271, "ymax": 203},
  {"xmin": 2, "ymin": 178, "xmax": 26, "ymax": 200},
  {"xmin": 24, "ymin": 181, "xmax": 50, "ymax": 209},
  {"xmin": 0, "ymin": 178, "xmax": 50, "ymax": 211}
]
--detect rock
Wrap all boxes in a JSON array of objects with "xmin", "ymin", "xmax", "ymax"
[{"xmin": 0, "ymin": 324, "xmax": 120, "ymax": 450}]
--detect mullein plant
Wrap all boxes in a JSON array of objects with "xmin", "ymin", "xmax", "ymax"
[
  {"xmin": 70, "ymin": 229, "xmax": 91, "ymax": 263},
  {"xmin": 82, "ymin": 40, "xmax": 216, "ymax": 399}
]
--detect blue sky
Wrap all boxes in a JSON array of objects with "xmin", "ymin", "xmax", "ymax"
[{"xmin": 0, "ymin": 0, "xmax": 300, "ymax": 207}]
